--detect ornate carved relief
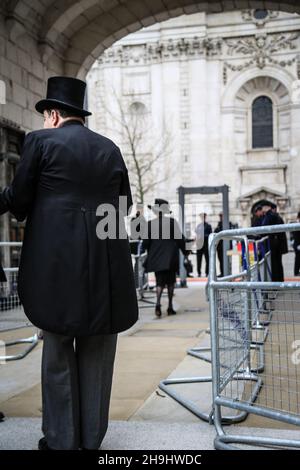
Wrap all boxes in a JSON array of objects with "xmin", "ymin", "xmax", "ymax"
[
  {"xmin": 98, "ymin": 37, "xmax": 223, "ymax": 65},
  {"xmin": 238, "ymin": 187, "xmax": 289, "ymax": 214},
  {"xmin": 225, "ymin": 33, "xmax": 299, "ymax": 71},
  {"xmin": 99, "ymin": 28, "xmax": 299, "ymax": 77},
  {"xmin": 241, "ymin": 9, "xmax": 280, "ymax": 27}
]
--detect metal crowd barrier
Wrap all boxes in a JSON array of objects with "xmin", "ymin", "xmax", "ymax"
[
  {"xmin": 130, "ymin": 240, "xmax": 157, "ymax": 308},
  {"xmin": 0, "ymin": 242, "xmax": 38, "ymax": 362},
  {"xmin": 246, "ymin": 236, "xmax": 272, "ymax": 345},
  {"xmin": 209, "ymin": 223, "xmax": 300, "ymax": 450},
  {"xmin": 189, "ymin": 236, "xmax": 266, "ymax": 373},
  {"xmin": 159, "ymin": 235, "xmax": 265, "ymax": 423}
]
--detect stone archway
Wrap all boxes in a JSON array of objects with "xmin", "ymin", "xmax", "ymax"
[
  {"xmin": 239, "ymin": 186, "xmax": 289, "ymax": 222},
  {"xmin": 252, "ymin": 199, "xmax": 275, "ymax": 214},
  {"xmin": 1, "ymin": 1, "xmax": 300, "ymax": 131},
  {"xmin": 2, "ymin": 1, "xmax": 300, "ymax": 80}
]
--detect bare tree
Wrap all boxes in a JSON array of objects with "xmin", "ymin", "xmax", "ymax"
[{"xmin": 99, "ymin": 87, "xmax": 175, "ymax": 204}]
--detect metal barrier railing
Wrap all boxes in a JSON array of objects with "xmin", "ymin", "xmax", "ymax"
[
  {"xmin": 246, "ymin": 237, "xmax": 272, "ymax": 344},
  {"xmin": 159, "ymin": 235, "xmax": 265, "ymax": 423},
  {"xmin": 209, "ymin": 223, "xmax": 300, "ymax": 450},
  {"xmin": 0, "ymin": 242, "xmax": 38, "ymax": 362},
  {"xmin": 130, "ymin": 239, "xmax": 157, "ymax": 308}
]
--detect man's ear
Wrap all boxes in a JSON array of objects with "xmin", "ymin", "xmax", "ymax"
[{"xmin": 52, "ymin": 109, "xmax": 60, "ymax": 127}]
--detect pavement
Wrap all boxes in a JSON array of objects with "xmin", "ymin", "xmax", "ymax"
[{"xmin": 0, "ymin": 252, "xmax": 300, "ymax": 450}]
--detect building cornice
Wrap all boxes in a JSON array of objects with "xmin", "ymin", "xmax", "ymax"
[
  {"xmin": 97, "ymin": 30, "xmax": 300, "ymax": 83},
  {"xmin": 97, "ymin": 36, "xmax": 223, "ymax": 66}
]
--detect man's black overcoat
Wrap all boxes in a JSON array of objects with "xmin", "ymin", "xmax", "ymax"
[{"xmin": 0, "ymin": 120, "xmax": 138, "ymax": 336}]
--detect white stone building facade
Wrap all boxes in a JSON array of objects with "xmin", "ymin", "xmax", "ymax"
[{"xmin": 87, "ymin": 9, "xmax": 300, "ymax": 229}]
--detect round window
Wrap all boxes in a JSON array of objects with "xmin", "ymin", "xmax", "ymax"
[{"xmin": 253, "ymin": 9, "xmax": 269, "ymax": 20}]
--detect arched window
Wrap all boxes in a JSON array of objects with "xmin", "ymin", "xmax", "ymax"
[{"xmin": 252, "ymin": 96, "xmax": 273, "ymax": 149}]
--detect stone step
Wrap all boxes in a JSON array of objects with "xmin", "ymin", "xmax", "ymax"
[{"xmin": 0, "ymin": 417, "xmax": 300, "ymax": 450}]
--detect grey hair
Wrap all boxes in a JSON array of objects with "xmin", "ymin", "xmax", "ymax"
[{"xmin": 46, "ymin": 108, "xmax": 85, "ymax": 122}]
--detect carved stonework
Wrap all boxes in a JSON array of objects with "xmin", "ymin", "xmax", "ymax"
[
  {"xmin": 241, "ymin": 9, "xmax": 280, "ymax": 27},
  {"xmin": 297, "ymin": 55, "xmax": 300, "ymax": 79},
  {"xmin": 0, "ymin": 117, "xmax": 22, "ymax": 131},
  {"xmin": 239, "ymin": 198, "xmax": 251, "ymax": 214},
  {"xmin": 204, "ymin": 38, "xmax": 223, "ymax": 57},
  {"xmin": 98, "ymin": 37, "xmax": 223, "ymax": 65},
  {"xmin": 223, "ymin": 63, "xmax": 228, "ymax": 85},
  {"xmin": 239, "ymin": 187, "xmax": 289, "ymax": 214},
  {"xmin": 225, "ymin": 33, "xmax": 299, "ymax": 71}
]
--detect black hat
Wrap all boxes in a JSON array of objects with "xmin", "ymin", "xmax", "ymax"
[
  {"xmin": 35, "ymin": 76, "xmax": 92, "ymax": 117},
  {"xmin": 148, "ymin": 198, "xmax": 172, "ymax": 214}
]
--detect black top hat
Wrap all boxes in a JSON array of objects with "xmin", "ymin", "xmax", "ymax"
[
  {"xmin": 35, "ymin": 76, "xmax": 92, "ymax": 117},
  {"xmin": 148, "ymin": 198, "xmax": 172, "ymax": 214}
]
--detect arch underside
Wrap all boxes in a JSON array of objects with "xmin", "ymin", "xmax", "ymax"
[
  {"xmin": 3, "ymin": 0, "xmax": 300, "ymax": 77},
  {"xmin": 236, "ymin": 76, "xmax": 290, "ymax": 107}
]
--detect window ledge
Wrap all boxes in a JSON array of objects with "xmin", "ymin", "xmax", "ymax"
[{"xmin": 247, "ymin": 148, "xmax": 278, "ymax": 153}]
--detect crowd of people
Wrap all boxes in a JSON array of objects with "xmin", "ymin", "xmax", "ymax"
[
  {"xmin": 129, "ymin": 206, "xmax": 233, "ymax": 318},
  {"xmin": 130, "ymin": 200, "xmax": 300, "ymax": 316}
]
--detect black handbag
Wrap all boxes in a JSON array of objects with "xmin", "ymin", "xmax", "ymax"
[{"xmin": 183, "ymin": 256, "xmax": 193, "ymax": 275}]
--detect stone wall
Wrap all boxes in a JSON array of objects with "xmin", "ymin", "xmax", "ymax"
[{"xmin": 0, "ymin": 10, "xmax": 63, "ymax": 133}]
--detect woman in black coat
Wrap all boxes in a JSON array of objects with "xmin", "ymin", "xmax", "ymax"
[{"xmin": 143, "ymin": 199, "xmax": 187, "ymax": 317}]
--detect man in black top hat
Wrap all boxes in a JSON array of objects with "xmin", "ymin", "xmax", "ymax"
[{"xmin": 0, "ymin": 76, "xmax": 138, "ymax": 450}]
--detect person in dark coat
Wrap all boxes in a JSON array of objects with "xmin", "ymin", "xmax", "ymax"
[
  {"xmin": 195, "ymin": 213, "xmax": 212, "ymax": 277},
  {"xmin": 214, "ymin": 213, "xmax": 224, "ymax": 277},
  {"xmin": 143, "ymin": 199, "xmax": 187, "ymax": 317},
  {"xmin": 261, "ymin": 203, "xmax": 286, "ymax": 282},
  {"xmin": 251, "ymin": 206, "xmax": 264, "ymax": 228},
  {"xmin": 0, "ymin": 262, "xmax": 6, "ymax": 283},
  {"xmin": 130, "ymin": 205, "xmax": 147, "ymax": 287},
  {"xmin": 251, "ymin": 205, "xmax": 265, "ymax": 259},
  {"xmin": 214, "ymin": 213, "xmax": 234, "ymax": 277},
  {"xmin": 0, "ymin": 258, "xmax": 7, "ymax": 310},
  {"xmin": 271, "ymin": 203, "xmax": 288, "ymax": 256},
  {"xmin": 292, "ymin": 212, "xmax": 300, "ymax": 276},
  {"xmin": 0, "ymin": 76, "xmax": 138, "ymax": 450}
]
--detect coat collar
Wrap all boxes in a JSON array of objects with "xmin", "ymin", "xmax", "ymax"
[{"xmin": 59, "ymin": 119, "xmax": 85, "ymax": 128}]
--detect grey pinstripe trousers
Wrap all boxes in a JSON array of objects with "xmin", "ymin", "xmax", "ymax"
[{"xmin": 41, "ymin": 331, "xmax": 118, "ymax": 450}]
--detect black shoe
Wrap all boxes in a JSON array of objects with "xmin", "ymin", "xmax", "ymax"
[
  {"xmin": 38, "ymin": 437, "xmax": 53, "ymax": 451},
  {"xmin": 155, "ymin": 305, "xmax": 162, "ymax": 317},
  {"xmin": 0, "ymin": 412, "xmax": 5, "ymax": 423},
  {"xmin": 167, "ymin": 307, "xmax": 176, "ymax": 315}
]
